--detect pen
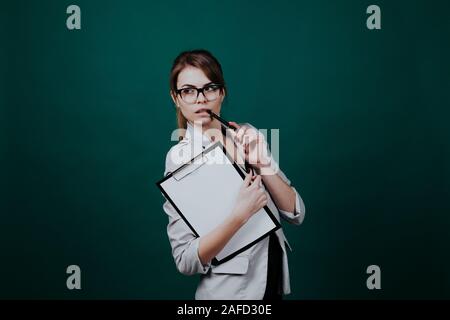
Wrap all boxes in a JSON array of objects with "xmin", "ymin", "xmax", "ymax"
[
  {"xmin": 206, "ymin": 110, "xmax": 254, "ymax": 174},
  {"xmin": 206, "ymin": 109, "xmax": 238, "ymax": 131}
]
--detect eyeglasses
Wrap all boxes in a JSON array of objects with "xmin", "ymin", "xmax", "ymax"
[{"xmin": 176, "ymin": 84, "xmax": 223, "ymax": 104}]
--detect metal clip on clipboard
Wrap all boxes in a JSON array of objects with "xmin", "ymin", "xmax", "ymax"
[{"xmin": 173, "ymin": 154, "xmax": 209, "ymax": 181}]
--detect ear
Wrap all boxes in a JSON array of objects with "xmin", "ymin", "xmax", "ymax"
[{"xmin": 170, "ymin": 91, "xmax": 178, "ymax": 107}]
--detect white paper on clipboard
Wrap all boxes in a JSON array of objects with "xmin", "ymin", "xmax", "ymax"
[{"xmin": 157, "ymin": 142, "xmax": 279, "ymax": 263}]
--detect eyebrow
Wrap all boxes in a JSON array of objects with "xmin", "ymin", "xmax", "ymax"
[{"xmin": 180, "ymin": 82, "xmax": 213, "ymax": 88}]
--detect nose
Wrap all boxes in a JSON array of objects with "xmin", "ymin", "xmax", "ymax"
[{"xmin": 196, "ymin": 90, "xmax": 207, "ymax": 103}]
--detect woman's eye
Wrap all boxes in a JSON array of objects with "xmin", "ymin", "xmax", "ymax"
[
  {"xmin": 205, "ymin": 86, "xmax": 217, "ymax": 92},
  {"xmin": 182, "ymin": 88, "xmax": 195, "ymax": 95}
]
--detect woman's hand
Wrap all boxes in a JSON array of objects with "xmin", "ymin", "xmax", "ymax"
[
  {"xmin": 198, "ymin": 172, "xmax": 268, "ymax": 265},
  {"xmin": 231, "ymin": 171, "xmax": 268, "ymax": 224},
  {"xmin": 228, "ymin": 122, "xmax": 276, "ymax": 175}
]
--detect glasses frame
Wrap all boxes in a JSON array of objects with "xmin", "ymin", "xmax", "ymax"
[{"xmin": 175, "ymin": 84, "xmax": 223, "ymax": 104}]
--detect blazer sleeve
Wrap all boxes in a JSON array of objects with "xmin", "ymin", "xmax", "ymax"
[
  {"xmin": 275, "ymin": 167, "xmax": 306, "ymax": 225},
  {"xmin": 161, "ymin": 144, "xmax": 212, "ymax": 276},
  {"xmin": 244, "ymin": 123, "xmax": 306, "ymax": 226}
]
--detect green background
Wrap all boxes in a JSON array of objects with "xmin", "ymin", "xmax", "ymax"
[{"xmin": 1, "ymin": 0, "xmax": 449, "ymax": 299}]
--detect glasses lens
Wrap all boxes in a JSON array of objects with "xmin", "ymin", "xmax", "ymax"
[
  {"xmin": 204, "ymin": 85, "xmax": 221, "ymax": 102},
  {"xmin": 180, "ymin": 88, "xmax": 197, "ymax": 104}
]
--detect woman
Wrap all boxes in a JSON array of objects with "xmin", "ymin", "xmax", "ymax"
[{"xmin": 162, "ymin": 49, "xmax": 306, "ymax": 300}]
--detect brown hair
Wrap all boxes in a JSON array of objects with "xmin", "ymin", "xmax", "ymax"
[{"xmin": 169, "ymin": 49, "xmax": 226, "ymax": 138}]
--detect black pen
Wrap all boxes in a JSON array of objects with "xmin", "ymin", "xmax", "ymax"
[
  {"xmin": 206, "ymin": 110, "xmax": 254, "ymax": 174},
  {"xmin": 206, "ymin": 109, "xmax": 238, "ymax": 131}
]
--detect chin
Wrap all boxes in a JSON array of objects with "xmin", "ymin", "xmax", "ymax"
[{"xmin": 194, "ymin": 116, "xmax": 213, "ymax": 125}]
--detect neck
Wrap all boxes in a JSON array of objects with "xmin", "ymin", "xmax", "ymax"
[
  {"xmin": 189, "ymin": 118, "xmax": 223, "ymax": 142},
  {"xmin": 189, "ymin": 119, "xmax": 222, "ymax": 133},
  {"xmin": 204, "ymin": 119, "xmax": 222, "ymax": 133},
  {"xmin": 203, "ymin": 119, "xmax": 223, "ymax": 143}
]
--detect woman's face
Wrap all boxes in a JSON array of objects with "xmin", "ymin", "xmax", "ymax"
[{"xmin": 172, "ymin": 66, "xmax": 225, "ymax": 126}]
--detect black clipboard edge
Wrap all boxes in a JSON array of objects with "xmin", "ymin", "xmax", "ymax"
[{"xmin": 156, "ymin": 141, "xmax": 281, "ymax": 266}]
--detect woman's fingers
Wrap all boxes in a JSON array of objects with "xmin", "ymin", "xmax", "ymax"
[
  {"xmin": 258, "ymin": 192, "xmax": 268, "ymax": 208},
  {"xmin": 228, "ymin": 121, "xmax": 240, "ymax": 130},
  {"xmin": 227, "ymin": 122, "xmax": 242, "ymax": 142},
  {"xmin": 230, "ymin": 125, "xmax": 265, "ymax": 149},
  {"xmin": 228, "ymin": 125, "xmax": 270, "ymax": 169},
  {"xmin": 243, "ymin": 171, "xmax": 253, "ymax": 187},
  {"xmin": 243, "ymin": 130, "xmax": 259, "ymax": 145},
  {"xmin": 242, "ymin": 132, "xmax": 259, "ymax": 156},
  {"xmin": 261, "ymin": 198, "xmax": 268, "ymax": 207},
  {"xmin": 236, "ymin": 126, "xmax": 249, "ymax": 144},
  {"xmin": 250, "ymin": 175, "xmax": 262, "ymax": 189}
]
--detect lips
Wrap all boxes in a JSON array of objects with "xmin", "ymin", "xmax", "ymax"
[{"xmin": 195, "ymin": 108, "xmax": 210, "ymax": 114}]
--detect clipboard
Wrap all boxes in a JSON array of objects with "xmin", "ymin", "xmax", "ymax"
[{"xmin": 156, "ymin": 141, "xmax": 281, "ymax": 265}]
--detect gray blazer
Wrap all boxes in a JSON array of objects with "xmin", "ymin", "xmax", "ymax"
[{"xmin": 162, "ymin": 122, "xmax": 306, "ymax": 300}]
